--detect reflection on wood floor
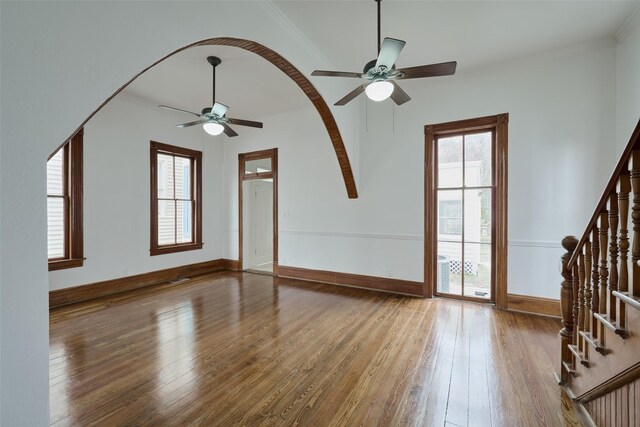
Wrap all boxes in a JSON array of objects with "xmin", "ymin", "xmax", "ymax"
[{"xmin": 49, "ymin": 271, "xmax": 581, "ymax": 426}]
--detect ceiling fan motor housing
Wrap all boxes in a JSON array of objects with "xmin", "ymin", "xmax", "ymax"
[{"xmin": 363, "ymin": 59, "xmax": 395, "ymax": 77}]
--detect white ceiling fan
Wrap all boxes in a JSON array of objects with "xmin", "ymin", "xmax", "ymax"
[
  {"xmin": 159, "ymin": 56, "xmax": 263, "ymax": 137},
  {"xmin": 311, "ymin": 0, "xmax": 457, "ymax": 106}
]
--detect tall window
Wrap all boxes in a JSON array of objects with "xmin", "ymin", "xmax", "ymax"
[
  {"xmin": 425, "ymin": 114, "xmax": 508, "ymax": 307},
  {"xmin": 47, "ymin": 129, "xmax": 83, "ymax": 271},
  {"xmin": 150, "ymin": 141, "xmax": 202, "ymax": 256}
]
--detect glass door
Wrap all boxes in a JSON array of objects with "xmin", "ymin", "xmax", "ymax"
[{"xmin": 435, "ymin": 131, "xmax": 495, "ymax": 301}]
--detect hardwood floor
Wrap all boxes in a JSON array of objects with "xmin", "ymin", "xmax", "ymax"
[{"xmin": 50, "ymin": 271, "xmax": 581, "ymax": 426}]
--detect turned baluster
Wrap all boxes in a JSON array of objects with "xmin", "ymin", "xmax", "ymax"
[
  {"xmin": 591, "ymin": 226, "xmax": 600, "ymax": 338},
  {"xmin": 599, "ymin": 212, "xmax": 609, "ymax": 320},
  {"xmin": 572, "ymin": 263, "xmax": 579, "ymax": 349},
  {"xmin": 618, "ymin": 173, "xmax": 631, "ymax": 329},
  {"xmin": 577, "ymin": 251, "xmax": 586, "ymax": 350},
  {"xmin": 559, "ymin": 236, "xmax": 578, "ymax": 383},
  {"xmin": 584, "ymin": 241, "xmax": 593, "ymax": 344},
  {"xmin": 609, "ymin": 193, "xmax": 619, "ymax": 323},
  {"xmin": 631, "ymin": 150, "xmax": 640, "ymax": 297}
]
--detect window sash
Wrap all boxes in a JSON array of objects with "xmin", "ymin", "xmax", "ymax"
[
  {"xmin": 150, "ymin": 141, "xmax": 202, "ymax": 255},
  {"xmin": 47, "ymin": 129, "xmax": 83, "ymax": 270}
]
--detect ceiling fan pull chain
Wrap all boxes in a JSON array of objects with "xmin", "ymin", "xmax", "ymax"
[
  {"xmin": 392, "ymin": 101, "xmax": 395, "ymax": 133},
  {"xmin": 366, "ymin": 97, "xmax": 369, "ymax": 133}
]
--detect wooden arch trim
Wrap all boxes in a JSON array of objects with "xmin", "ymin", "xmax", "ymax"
[{"xmin": 62, "ymin": 37, "xmax": 358, "ymax": 199}]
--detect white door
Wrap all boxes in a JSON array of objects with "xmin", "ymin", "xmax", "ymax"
[
  {"xmin": 243, "ymin": 179, "xmax": 273, "ymax": 272},
  {"xmin": 252, "ymin": 180, "xmax": 273, "ymax": 268}
]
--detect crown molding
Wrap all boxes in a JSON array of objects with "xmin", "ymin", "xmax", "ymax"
[
  {"xmin": 263, "ymin": 0, "xmax": 335, "ymax": 70},
  {"xmin": 117, "ymin": 91, "xmax": 162, "ymax": 110},
  {"xmin": 263, "ymin": 0, "xmax": 350, "ymax": 92},
  {"xmin": 458, "ymin": 37, "xmax": 617, "ymax": 78},
  {"xmin": 615, "ymin": 5, "xmax": 640, "ymax": 42}
]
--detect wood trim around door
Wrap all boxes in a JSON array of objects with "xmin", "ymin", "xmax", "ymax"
[
  {"xmin": 238, "ymin": 148, "xmax": 278, "ymax": 274},
  {"xmin": 424, "ymin": 113, "xmax": 508, "ymax": 308}
]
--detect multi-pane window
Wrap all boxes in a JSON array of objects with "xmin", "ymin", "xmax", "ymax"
[
  {"xmin": 435, "ymin": 131, "xmax": 494, "ymax": 299},
  {"xmin": 150, "ymin": 141, "xmax": 202, "ymax": 256},
  {"xmin": 426, "ymin": 114, "xmax": 508, "ymax": 306},
  {"xmin": 47, "ymin": 129, "xmax": 83, "ymax": 270},
  {"xmin": 47, "ymin": 149, "xmax": 66, "ymax": 259}
]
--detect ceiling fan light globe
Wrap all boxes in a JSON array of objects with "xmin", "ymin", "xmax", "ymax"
[
  {"xmin": 203, "ymin": 122, "xmax": 225, "ymax": 136},
  {"xmin": 365, "ymin": 80, "xmax": 394, "ymax": 102}
]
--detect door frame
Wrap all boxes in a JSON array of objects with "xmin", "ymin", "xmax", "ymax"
[
  {"xmin": 424, "ymin": 114, "xmax": 508, "ymax": 308},
  {"xmin": 238, "ymin": 148, "xmax": 278, "ymax": 275}
]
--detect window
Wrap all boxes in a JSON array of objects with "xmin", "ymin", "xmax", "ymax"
[
  {"xmin": 47, "ymin": 129, "xmax": 83, "ymax": 271},
  {"xmin": 425, "ymin": 114, "xmax": 508, "ymax": 307},
  {"xmin": 150, "ymin": 141, "xmax": 202, "ymax": 256},
  {"xmin": 438, "ymin": 200, "xmax": 462, "ymax": 235}
]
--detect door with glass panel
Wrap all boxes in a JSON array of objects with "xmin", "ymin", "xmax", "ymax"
[
  {"xmin": 239, "ymin": 149, "xmax": 278, "ymax": 275},
  {"xmin": 435, "ymin": 130, "xmax": 495, "ymax": 301}
]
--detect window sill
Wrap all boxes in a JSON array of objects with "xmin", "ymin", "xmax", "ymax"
[
  {"xmin": 48, "ymin": 258, "xmax": 84, "ymax": 271},
  {"xmin": 150, "ymin": 243, "xmax": 203, "ymax": 256}
]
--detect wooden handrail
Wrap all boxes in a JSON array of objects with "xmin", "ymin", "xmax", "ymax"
[
  {"xmin": 568, "ymin": 120, "xmax": 640, "ymax": 269},
  {"xmin": 559, "ymin": 118, "xmax": 640, "ymax": 409}
]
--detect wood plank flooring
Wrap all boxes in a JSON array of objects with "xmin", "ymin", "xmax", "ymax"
[{"xmin": 49, "ymin": 271, "xmax": 582, "ymax": 426}]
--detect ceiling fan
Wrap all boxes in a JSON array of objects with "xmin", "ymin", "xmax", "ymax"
[
  {"xmin": 311, "ymin": 0, "xmax": 457, "ymax": 106},
  {"xmin": 159, "ymin": 56, "xmax": 263, "ymax": 137}
]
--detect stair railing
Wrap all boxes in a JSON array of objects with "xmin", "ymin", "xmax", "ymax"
[{"xmin": 560, "ymin": 119, "xmax": 640, "ymax": 384}]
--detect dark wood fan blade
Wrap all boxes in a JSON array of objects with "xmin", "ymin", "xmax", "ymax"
[
  {"xmin": 177, "ymin": 119, "xmax": 207, "ymax": 128},
  {"xmin": 226, "ymin": 118, "xmax": 263, "ymax": 128},
  {"xmin": 222, "ymin": 124, "xmax": 238, "ymax": 137},
  {"xmin": 159, "ymin": 105, "xmax": 202, "ymax": 117},
  {"xmin": 390, "ymin": 81, "xmax": 411, "ymax": 106},
  {"xmin": 375, "ymin": 37, "xmax": 406, "ymax": 70},
  {"xmin": 396, "ymin": 61, "xmax": 457, "ymax": 79},
  {"xmin": 312, "ymin": 70, "xmax": 363, "ymax": 78},
  {"xmin": 335, "ymin": 84, "xmax": 366, "ymax": 106}
]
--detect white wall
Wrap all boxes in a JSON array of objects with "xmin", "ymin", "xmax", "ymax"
[
  {"xmin": 224, "ymin": 106, "xmax": 369, "ymax": 270},
  {"xmin": 616, "ymin": 12, "xmax": 640, "ymax": 152},
  {"xmin": 48, "ymin": 95, "xmax": 224, "ymax": 291},
  {"xmin": 0, "ymin": 2, "xmax": 359, "ymax": 424},
  {"xmin": 223, "ymin": 41, "xmax": 618, "ymax": 299},
  {"xmin": 0, "ymin": 1, "xmax": 637, "ymax": 424}
]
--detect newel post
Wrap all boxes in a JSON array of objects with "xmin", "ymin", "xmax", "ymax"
[{"xmin": 559, "ymin": 235, "xmax": 578, "ymax": 384}]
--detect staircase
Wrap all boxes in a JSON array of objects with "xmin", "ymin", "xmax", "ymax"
[{"xmin": 559, "ymin": 119, "xmax": 640, "ymax": 426}]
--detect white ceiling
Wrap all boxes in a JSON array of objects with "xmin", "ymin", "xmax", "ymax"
[
  {"xmin": 124, "ymin": 45, "xmax": 310, "ymax": 121},
  {"xmin": 124, "ymin": 1, "xmax": 639, "ymax": 119},
  {"xmin": 275, "ymin": 1, "xmax": 640, "ymax": 73}
]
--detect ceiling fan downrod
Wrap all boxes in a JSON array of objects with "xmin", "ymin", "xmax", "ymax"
[
  {"xmin": 376, "ymin": 0, "xmax": 381, "ymax": 54},
  {"xmin": 207, "ymin": 56, "xmax": 221, "ymax": 107}
]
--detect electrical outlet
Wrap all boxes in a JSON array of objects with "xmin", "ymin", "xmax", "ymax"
[
  {"xmin": 123, "ymin": 268, "xmax": 129, "ymax": 276},
  {"xmin": 386, "ymin": 266, "xmax": 392, "ymax": 277}
]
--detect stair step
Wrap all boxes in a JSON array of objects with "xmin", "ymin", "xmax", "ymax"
[
  {"xmin": 594, "ymin": 313, "xmax": 628, "ymax": 338},
  {"xmin": 562, "ymin": 361, "xmax": 576, "ymax": 377},
  {"xmin": 613, "ymin": 290, "xmax": 640, "ymax": 311},
  {"xmin": 568, "ymin": 344, "xmax": 589, "ymax": 367},
  {"xmin": 579, "ymin": 331, "xmax": 607, "ymax": 355}
]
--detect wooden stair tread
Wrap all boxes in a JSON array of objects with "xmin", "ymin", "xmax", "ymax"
[
  {"xmin": 579, "ymin": 331, "xmax": 607, "ymax": 355},
  {"xmin": 593, "ymin": 313, "xmax": 628, "ymax": 338},
  {"xmin": 612, "ymin": 290, "xmax": 640, "ymax": 311},
  {"xmin": 568, "ymin": 344, "xmax": 589, "ymax": 367}
]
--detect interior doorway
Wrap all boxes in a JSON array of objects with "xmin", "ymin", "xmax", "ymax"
[{"xmin": 239, "ymin": 149, "xmax": 278, "ymax": 275}]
